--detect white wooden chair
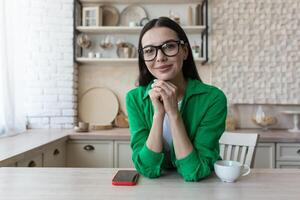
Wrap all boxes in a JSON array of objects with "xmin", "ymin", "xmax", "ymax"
[{"xmin": 219, "ymin": 132, "xmax": 258, "ymax": 167}]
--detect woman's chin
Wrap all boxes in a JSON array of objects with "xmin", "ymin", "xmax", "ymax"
[{"xmin": 154, "ymin": 74, "xmax": 175, "ymax": 81}]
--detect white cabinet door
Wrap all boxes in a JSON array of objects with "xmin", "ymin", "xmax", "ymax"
[
  {"xmin": 43, "ymin": 142, "xmax": 66, "ymax": 167},
  {"xmin": 0, "ymin": 162, "xmax": 17, "ymax": 167},
  {"xmin": 114, "ymin": 141, "xmax": 133, "ymax": 168},
  {"xmin": 276, "ymin": 143, "xmax": 300, "ymax": 168},
  {"xmin": 276, "ymin": 143, "xmax": 300, "ymax": 161},
  {"xmin": 17, "ymin": 154, "xmax": 43, "ymax": 167},
  {"xmin": 253, "ymin": 143, "xmax": 275, "ymax": 168},
  {"xmin": 276, "ymin": 161, "xmax": 300, "ymax": 169},
  {"xmin": 66, "ymin": 140, "xmax": 114, "ymax": 167}
]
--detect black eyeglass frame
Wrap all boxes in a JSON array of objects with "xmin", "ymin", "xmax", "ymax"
[{"xmin": 139, "ymin": 40, "xmax": 185, "ymax": 62}]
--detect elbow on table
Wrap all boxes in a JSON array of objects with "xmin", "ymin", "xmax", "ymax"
[
  {"xmin": 180, "ymin": 167, "xmax": 212, "ymax": 182},
  {"xmin": 134, "ymin": 164, "xmax": 162, "ymax": 179}
]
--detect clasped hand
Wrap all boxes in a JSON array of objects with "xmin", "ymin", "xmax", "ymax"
[{"xmin": 148, "ymin": 79, "xmax": 179, "ymax": 116}]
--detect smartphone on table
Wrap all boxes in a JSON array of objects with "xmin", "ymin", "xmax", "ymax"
[{"xmin": 112, "ymin": 170, "xmax": 139, "ymax": 186}]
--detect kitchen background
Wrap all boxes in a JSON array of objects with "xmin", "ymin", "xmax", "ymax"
[{"xmin": 24, "ymin": 0, "xmax": 300, "ymax": 130}]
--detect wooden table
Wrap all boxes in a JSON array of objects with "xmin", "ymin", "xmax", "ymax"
[{"xmin": 0, "ymin": 168, "xmax": 300, "ymax": 200}]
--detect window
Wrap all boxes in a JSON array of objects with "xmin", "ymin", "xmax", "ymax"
[{"xmin": 0, "ymin": 0, "xmax": 26, "ymax": 137}]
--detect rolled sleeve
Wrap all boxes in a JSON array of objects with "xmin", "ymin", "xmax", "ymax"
[
  {"xmin": 126, "ymin": 90, "xmax": 164, "ymax": 178},
  {"xmin": 176, "ymin": 89, "xmax": 227, "ymax": 181}
]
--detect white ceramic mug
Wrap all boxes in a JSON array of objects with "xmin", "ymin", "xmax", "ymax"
[
  {"xmin": 129, "ymin": 21, "xmax": 137, "ymax": 27},
  {"xmin": 214, "ymin": 160, "xmax": 250, "ymax": 183},
  {"xmin": 95, "ymin": 52, "xmax": 101, "ymax": 58},
  {"xmin": 88, "ymin": 52, "xmax": 94, "ymax": 58},
  {"xmin": 78, "ymin": 122, "xmax": 89, "ymax": 131}
]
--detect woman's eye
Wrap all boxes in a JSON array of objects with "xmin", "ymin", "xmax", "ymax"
[
  {"xmin": 144, "ymin": 48, "xmax": 154, "ymax": 54},
  {"xmin": 163, "ymin": 43, "xmax": 176, "ymax": 49}
]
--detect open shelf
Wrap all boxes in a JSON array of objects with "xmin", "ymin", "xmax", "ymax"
[
  {"xmin": 79, "ymin": 0, "xmax": 204, "ymax": 4},
  {"xmin": 74, "ymin": 0, "xmax": 209, "ymax": 63},
  {"xmin": 76, "ymin": 26, "xmax": 206, "ymax": 34},
  {"xmin": 76, "ymin": 57, "xmax": 206, "ymax": 64}
]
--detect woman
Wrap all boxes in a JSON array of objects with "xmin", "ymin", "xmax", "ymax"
[{"xmin": 126, "ymin": 17, "xmax": 227, "ymax": 182}]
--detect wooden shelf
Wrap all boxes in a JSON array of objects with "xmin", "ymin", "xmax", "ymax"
[
  {"xmin": 76, "ymin": 26, "xmax": 206, "ymax": 34},
  {"xmin": 76, "ymin": 57, "xmax": 137, "ymax": 64},
  {"xmin": 79, "ymin": 0, "xmax": 204, "ymax": 4},
  {"xmin": 76, "ymin": 57, "xmax": 206, "ymax": 64}
]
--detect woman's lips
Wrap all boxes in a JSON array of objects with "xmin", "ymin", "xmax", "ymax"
[{"xmin": 156, "ymin": 64, "xmax": 172, "ymax": 72}]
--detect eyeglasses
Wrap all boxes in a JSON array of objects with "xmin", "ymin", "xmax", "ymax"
[{"xmin": 139, "ymin": 40, "xmax": 185, "ymax": 62}]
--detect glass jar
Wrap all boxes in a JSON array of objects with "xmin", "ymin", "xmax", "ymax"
[{"xmin": 252, "ymin": 105, "xmax": 277, "ymax": 131}]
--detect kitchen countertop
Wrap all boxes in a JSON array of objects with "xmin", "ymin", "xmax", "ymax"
[
  {"xmin": 230, "ymin": 129, "xmax": 300, "ymax": 143},
  {"xmin": 71, "ymin": 128, "xmax": 300, "ymax": 143},
  {"xmin": 0, "ymin": 129, "xmax": 70, "ymax": 166},
  {"xmin": 0, "ymin": 167, "xmax": 300, "ymax": 200},
  {"xmin": 69, "ymin": 128, "xmax": 131, "ymax": 140},
  {"xmin": 1, "ymin": 128, "xmax": 300, "ymax": 165}
]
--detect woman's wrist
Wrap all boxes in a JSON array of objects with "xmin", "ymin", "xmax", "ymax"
[
  {"xmin": 153, "ymin": 112, "xmax": 164, "ymax": 120},
  {"xmin": 168, "ymin": 110, "xmax": 181, "ymax": 121}
]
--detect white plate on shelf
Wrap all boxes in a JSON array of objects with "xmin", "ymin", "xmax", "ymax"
[{"xmin": 120, "ymin": 5, "xmax": 148, "ymax": 26}]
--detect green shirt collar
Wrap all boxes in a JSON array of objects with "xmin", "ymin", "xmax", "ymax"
[{"xmin": 142, "ymin": 78, "xmax": 209, "ymax": 100}]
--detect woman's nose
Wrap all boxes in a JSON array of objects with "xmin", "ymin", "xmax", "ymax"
[{"xmin": 156, "ymin": 49, "xmax": 167, "ymax": 62}]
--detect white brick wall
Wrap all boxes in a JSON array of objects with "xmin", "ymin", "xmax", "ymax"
[{"xmin": 24, "ymin": 0, "xmax": 76, "ymax": 129}]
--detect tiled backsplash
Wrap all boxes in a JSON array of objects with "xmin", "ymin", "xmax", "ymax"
[{"xmin": 210, "ymin": 0, "xmax": 300, "ymax": 104}]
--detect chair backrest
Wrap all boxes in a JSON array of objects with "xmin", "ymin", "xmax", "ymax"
[{"xmin": 219, "ymin": 132, "xmax": 258, "ymax": 167}]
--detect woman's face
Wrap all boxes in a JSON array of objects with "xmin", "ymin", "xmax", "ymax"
[{"xmin": 141, "ymin": 27, "xmax": 188, "ymax": 81}]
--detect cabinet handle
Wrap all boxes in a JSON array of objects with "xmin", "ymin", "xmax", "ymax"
[
  {"xmin": 28, "ymin": 160, "xmax": 36, "ymax": 167},
  {"xmin": 53, "ymin": 149, "xmax": 60, "ymax": 156},
  {"xmin": 83, "ymin": 145, "xmax": 95, "ymax": 151},
  {"xmin": 297, "ymin": 149, "xmax": 300, "ymax": 155}
]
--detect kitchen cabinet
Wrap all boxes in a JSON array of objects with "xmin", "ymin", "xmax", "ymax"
[
  {"xmin": 43, "ymin": 141, "xmax": 66, "ymax": 167},
  {"xmin": 74, "ymin": 0, "xmax": 209, "ymax": 64},
  {"xmin": 15, "ymin": 140, "xmax": 67, "ymax": 168},
  {"xmin": 1, "ymin": 162, "xmax": 17, "ymax": 167},
  {"xmin": 253, "ymin": 142, "xmax": 300, "ymax": 169},
  {"xmin": 276, "ymin": 143, "xmax": 300, "ymax": 168},
  {"xmin": 17, "ymin": 153, "xmax": 43, "ymax": 167},
  {"xmin": 66, "ymin": 140, "xmax": 114, "ymax": 167},
  {"xmin": 276, "ymin": 161, "xmax": 300, "ymax": 169},
  {"xmin": 253, "ymin": 143, "xmax": 275, "ymax": 168},
  {"xmin": 66, "ymin": 140, "xmax": 133, "ymax": 168},
  {"xmin": 114, "ymin": 140, "xmax": 133, "ymax": 168}
]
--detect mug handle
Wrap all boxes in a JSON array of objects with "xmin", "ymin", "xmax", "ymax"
[{"xmin": 241, "ymin": 164, "xmax": 251, "ymax": 176}]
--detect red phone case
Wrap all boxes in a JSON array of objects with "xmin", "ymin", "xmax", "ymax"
[{"xmin": 112, "ymin": 170, "xmax": 139, "ymax": 186}]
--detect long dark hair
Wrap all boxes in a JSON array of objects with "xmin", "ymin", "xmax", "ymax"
[{"xmin": 137, "ymin": 16, "xmax": 201, "ymax": 86}]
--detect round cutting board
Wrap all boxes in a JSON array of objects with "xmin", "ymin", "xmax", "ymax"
[{"xmin": 79, "ymin": 87, "xmax": 119, "ymax": 126}]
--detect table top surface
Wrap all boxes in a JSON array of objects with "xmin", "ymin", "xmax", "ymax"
[{"xmin": 1, "ymin": 168, "xmax": 300, "ymax": 200}]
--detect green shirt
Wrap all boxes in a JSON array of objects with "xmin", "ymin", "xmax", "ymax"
[{"xmin": 126, "ymin": 78, "xmax": 227, "ymax": 181}]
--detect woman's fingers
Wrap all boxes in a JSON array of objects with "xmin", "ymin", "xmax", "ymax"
[
  {"xmin": 157, "ymin": 79, "xmax": 177, "ymax": 91},
  {"xmin": 151, "ymin": 87, "xmax": 163, "ymax": 102},
  {"xmin": 152, "ymin": 80, "xmax": 177, "ymax": 97},
  {"xmin": 152, "ymin": 80, "xmax": 179, "ymax": 115}
]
